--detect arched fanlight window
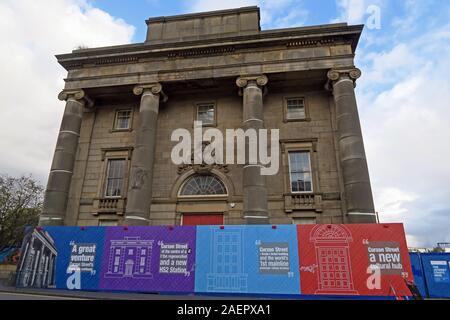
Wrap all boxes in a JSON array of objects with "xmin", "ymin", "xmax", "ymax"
[{"xmin": 179, "ymin": 174, "xmax": 227, "ymax": 196}]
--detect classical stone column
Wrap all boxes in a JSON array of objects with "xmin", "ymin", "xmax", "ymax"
[
  {"xmin": 236, "ymin": 75, "xmax": 269, "ymax": 224},
  {"xmin": 327, "ymin": 68, "xmax": 377, "ymax": 223},
  {"xmin": 124, "ymin": 83, "xmax": 166, "ymax": 226},
  {"xmin": 40, "ymin": 90, "xmax": 91, "ymax": 226}
]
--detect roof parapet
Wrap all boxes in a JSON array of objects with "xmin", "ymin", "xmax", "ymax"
[{"xmin": 145, "ymin": 6, "xmax": 261, "ymax": 44}]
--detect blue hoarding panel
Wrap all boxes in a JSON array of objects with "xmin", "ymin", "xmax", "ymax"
[
  {"xmin": 420, "ymin": 253, "xmax": 450, "ymax": 298},
  {"xmin": 46, "ymin": 226, "xmax": 106, "ymax": 291},
  {"xmin": 408, "ymin": 253, "xmax": 428, "ymax": 298},
  {"xmin": 194, "ymin": 225, "xmax": 300, "ymax": 295}
]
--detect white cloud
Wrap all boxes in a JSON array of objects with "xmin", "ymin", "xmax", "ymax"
[
  {"xmin": 334, "ymin": 0, "xmax": 368, "ymax": 24},
  {"xmin": 375, "ymin": 188, "xmax": 418, "ymax": 221},
  {"xmin": 0, "ymin": 0, "xmax": 134, "ymax": 183},
  {"xmin": 390, "ymin": 0, "xmax": 443, "ymax": 35},
  {"xmin": 406, "ymin": 234, "xmax": 422, "ymax": 248},
  {"xmin": 262, "ymin": 4, "xmax": 308, "ymax": 28},
  {"xmin": 359, "ymin": 44, "xmax": 425, "ymax": 87},
  {"xmin": 358, "ymin": 22, "xmax": 450, "ymax": 247},
  {"xmin": 259, "ymin": 0, "xmax": 308, "ymax": 28},
  {"xmin": 333, "ymin": 0, "xmax": 386, "ymax": 26},
  {"xmin": 190, "ymin": 0, "xmax": 258, "ymax": 13}
]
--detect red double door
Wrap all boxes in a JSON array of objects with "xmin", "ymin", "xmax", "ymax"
[{"xmin": 182, "ymin": 214, "xmax": 223, "ymax": 226}]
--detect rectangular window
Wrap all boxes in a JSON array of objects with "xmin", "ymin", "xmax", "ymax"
[
  {"xmin": 114, "ymin": 109, "xmax": 132, "ymax": 130},
  {"xmin": 289, "ymin": 151, "xmax": 313, "ymax": 192},
  {"xmin": 196, "ymin": 103, "xmax": 215, "ymax": 125},
  {"xmin": 105, "ymin": 159, "xmax": 125, "ymax": 197},
  {"xmin": 286, "ymin": 98, "xmax": 306, "ymax": 120}
]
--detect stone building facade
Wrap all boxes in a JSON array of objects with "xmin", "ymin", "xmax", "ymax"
[{"xmin": 39, "ymin": 6, "xmax": 376, "ymax": 227}]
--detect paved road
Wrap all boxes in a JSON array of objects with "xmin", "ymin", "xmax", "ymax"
[
  {"xmin": 0, "ymin": 286, "xmax": 270, "ymax": 300},
  {"xmin": 0, "ymin": 291, "xmax": 84, "ymax": 300}
]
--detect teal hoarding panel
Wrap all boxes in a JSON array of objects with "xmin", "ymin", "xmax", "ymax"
[{"xmin": 194, "ymin": 225, "xmax": 301, "ymax": 295}]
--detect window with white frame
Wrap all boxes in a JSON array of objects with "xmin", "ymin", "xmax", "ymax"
[
  {"xmin": 105, "ymin": 159, "xmax": 126, "ymax": 197},
  {"xmin": 286, "ymin": 98, "xmax": 306, "ymax": 120},
  {"xmin": 196, "ymin": 103, "xmax": 215, "ymax": 125},
  {"xmin": 180, "ymin": 174, "xmax": 227, "ymax": 196},
  {"xmin": 288, "ymin": 151, "xmax": 313, "ymax": 193},
  {"xmin": 114, "ymin": 109, "xmax": 132, "ymax": 130}
]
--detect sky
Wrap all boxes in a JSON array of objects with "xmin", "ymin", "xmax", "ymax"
[{"xmin": 0, "ymin": 0, "xmax": 449, "ymax": 248}]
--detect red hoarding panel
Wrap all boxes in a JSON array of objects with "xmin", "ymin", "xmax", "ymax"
[{"xmin": 297, "ymin": 223, "xmax": 413, "ymax": 297}]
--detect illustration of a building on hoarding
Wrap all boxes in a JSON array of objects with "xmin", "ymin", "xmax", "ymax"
[
  {"xmin": 105, "ymin": 237, "xmax": 153, "ymax": 279},
  {"xmin": 310, "ymin": 224, "xmax": 358, "ymax": 295},
  {"xmin": 16, "ymin": 228, "xmax": 57, "ymax": 288},
  {"xmin": 206, "ymin": 228, "xmax": 248, "ymax": 292}
]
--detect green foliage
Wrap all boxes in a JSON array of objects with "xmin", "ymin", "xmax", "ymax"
[{"xmin": 0, "ymin": 175, "xmax": 44, "ymax": 256}]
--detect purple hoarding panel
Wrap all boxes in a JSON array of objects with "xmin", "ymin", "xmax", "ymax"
[{"xmin": 99, "ymin": 226, "xmax": 196, "ymax": 293}]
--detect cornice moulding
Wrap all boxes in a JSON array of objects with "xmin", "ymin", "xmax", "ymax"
[
  {"xmin": 62, "ymin": 54, "xmax": 355, "ymax": 86},
  {"xmin": 56, "ymin": 24, "xmax": 363, "ymax": 70}
]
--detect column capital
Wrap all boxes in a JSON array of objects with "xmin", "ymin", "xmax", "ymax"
[
  {"xmin": 325, "ymin": 68, "xmax": 361, "ymax": 91},
  {"xmin": 58, "ymin": 89, "xmax": 94, "ymax": 108},
  {"xmin": 236, "ymin": 74, "xmax": 268, "ymax": 88},
  {"xmin": 133, "ymin": 83, "xmax": 162, "ymax": 95},
  {"xmin": 327, "ymin": 68, "xmax": 361, "ymax": 82},
  {"xmin": 133, "ymin": 83, "xmax": 167, "ymax": 102},
  {"xmin": 58, "ymin": 89, "xmax": 85, "ymax": 101}
]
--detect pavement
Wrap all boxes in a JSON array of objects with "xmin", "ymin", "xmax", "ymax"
[
  {"xmin": 0, "ymin": 291, "xmax": 83, "ymax": 300},
  {"xmin": 0, "ymin": 284, "xmax": 267, "ymax": 300}
]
